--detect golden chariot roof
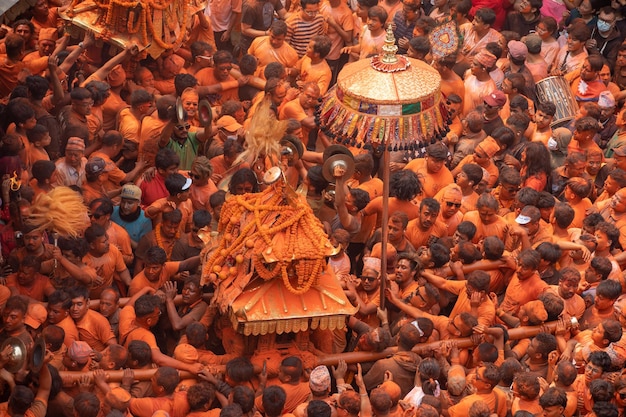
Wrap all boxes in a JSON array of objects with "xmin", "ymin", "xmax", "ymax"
[{"xmin": 229, "ymin": 266, "xmax": 357, "ymax": 336}]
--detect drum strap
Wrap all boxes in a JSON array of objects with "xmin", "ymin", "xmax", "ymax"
[{"xmin": 560, "ymin": 51, "xmax": 570, "ymax": 72}]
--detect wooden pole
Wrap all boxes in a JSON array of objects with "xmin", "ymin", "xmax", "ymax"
[
  {"xmin": 317, "ymin": 320, "xmax": 565, "ymax": 366},
  {"xmin": 379, "ymin": 146, "xmax": 390, "ymax": 310},
  {"xmin": 58, "ymin": 321, "xmax": 567, "ymax": 386}
]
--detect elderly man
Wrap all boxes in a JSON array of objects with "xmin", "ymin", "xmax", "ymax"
[
  {"xmin": 53, "ymin": 137, "xmax": 87, "ymax": 187},
  {"xmin": 279, "ymin": 82, "xmax": 320, "ymax": 150}
]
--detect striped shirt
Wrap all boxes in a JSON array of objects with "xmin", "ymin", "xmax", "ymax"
[{"xmin": 285, "ymin": 13, "xmax": 325, "ymax": 57}]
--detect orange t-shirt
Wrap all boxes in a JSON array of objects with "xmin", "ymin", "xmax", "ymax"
[
  {"xmin": 500, "ymin": 272, "xmax": 548, "ymax": 316},
  {"xmin": 107, "ymin": 222, "xmax": 133, "ymax": 264},
  {"xmin": 57, "ymin": 315, "xmax": 80, "ymax": 348},
  {"xmin": 462, "ymin": 210, "xmax": 509, "ymax": 244},
  {"xmin": 405, "ymin": 219, "xmax": 447, "ymax": 249},
  {"xmin": 190, "ymin": 182, "xmax": 219, "ymax": 211},
  {"xmin": 363, "ymin": 196, "xmax": 421, "ymax": 228},
  {"xmin": 195, "ymin": 68, "xmax": 239, "ymax": 105},
  {"xmin": 83, "ymin": 245, "xmax": 127, "ymax": 299},
  {"xmin": 128, "ymin": 261, "xmax": 181, "ymax": 296},
  {"xmin": 119, "ymin": 305, "xmax": 158, "ymax": 348},
  {"xmin": 439, "ymin": 279, "xmax": 496, "ymax": 326},
  {"xmin": 404, "ymin": 158, "xmax": 454, "ymax": 198},
  {"xmin": 74, "ymin": 309, "xmax": 115, "ymax": 351},
  {"xmin": 5, "ymin": 273, "xmax": 54, "ymax": 302}
]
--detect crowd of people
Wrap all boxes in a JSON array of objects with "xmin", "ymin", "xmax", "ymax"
[{"xmin": 4, "ymin": 0, "xmax": 626, "ymax": 416}]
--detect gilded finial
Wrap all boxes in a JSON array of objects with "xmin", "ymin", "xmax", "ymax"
[{"xmin": 381, "ymin": 23, "xmax": 398, "ymax": 64}]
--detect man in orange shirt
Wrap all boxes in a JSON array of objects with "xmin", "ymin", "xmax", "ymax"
[
  {"xmin": 500, "ymin": 249, "xmax": 548, "ymax": 317},
  {"xmin": 196, "ymin": 50, "xmax": 244, "ymax": 105},
  {"xmin": 5, "ymin": 256, "xmax": 54, "ymax": 302},
  {"xmin": 118, "ymin": 90, "xmax": 155, "ymax": 145},
  {"xmin": 90, "ymin": 131, "xmax": 146, "ymax": 202},
  {"xmin": 405, "ymin": 198, "xmax": 447, "ymax": 249},
  {"xmin": 279, "ymin": 82, "xmax": 320, "ymax": 150},
  {"xmin": 128, "ymin": 246, "xmax": 200, "ymax": 296},
  {"xmin": 129, "ymin": 366, "xmax": 191, "ymax": 417},
  {"xmin": 47, "ymin": 290, "xmax": 79, "ymax": 348},
  {"xmin": 448, "ymin": 364, "xmax": 508, "ymax": 417},
  {"xmin": 248, "ymin": 21, "xmax": 299, "ymax": 78},
  {"xmin": 89, "ymin": 198, "xmax": 134, "ymax": 266},
  {"xmin": 0, "ymin": 34, "xmax": 27, "ymax": 98},
  {"xmin": 404, "ymin": 143, "xmax": 454, "ymax": 198},
  {"xmin": 120, "ymin": 293, "xmax": 202, "ymax": 374},
  {"xmin": 68, "ymin": 285, "xmax": 117, "ymax": 352},
  {"xmin": 83, "ymin": 224, "xmax": 132, "ymax": 299}
]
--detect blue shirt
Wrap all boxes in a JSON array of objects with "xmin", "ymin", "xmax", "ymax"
[{"xmin": 111, "ymin": 206, "xmax": 152, "ymax": 245}]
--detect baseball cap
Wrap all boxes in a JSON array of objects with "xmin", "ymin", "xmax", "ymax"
[
  {"xmin": 508, "ymin": 40, "xmax": 528, "ymax": 60},
  {"xmin": 120, "ymin": 184, "xmax": 142, "ymax": 201},
  {"xmin": 182, "ymin": 177, "xmax": 192, "ymax": 191},
  {"xmin": 614, "ymin": 145, "xmax": 626, "ymax": 156},
  {"xmin": 483, "ymin": 90, "xmax": 507, "ymax": 108},
  {"xmin": 85, "ymin": 157, "xmax": 106, "ymax": 176},
  {"xmin": 216, "ymin": 115, "xmax": 242, "ymax": 133},
  {"xmin": 24, "ymin": 303, "xmax": 47, "ymax": 329}
]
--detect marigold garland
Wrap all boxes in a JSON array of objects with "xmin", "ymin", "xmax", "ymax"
[
  {"xmin": 154, "ymin": 224, "xmax": 179, "ymax": 260},
  {"xmin": 202, "ymin": 182, "xmax": 331, "ymax": 295}
]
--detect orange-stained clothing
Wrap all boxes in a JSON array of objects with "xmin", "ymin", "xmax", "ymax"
[
  {"xmin": 462, "ymin": 210, "xmax": 509, "ymax": 244},
  {"xmin": 83, "ymin": 245, "xmax": 127, "ymax": 299},
  {"xmin": 350, "ymin": 177, "xmax": 383, "ymax": 244},
  {"xmin": 145, "ymin": 198, "xmax": 193, "ymax": 235},
  {"xmin": 405, "ymin": 219, "xmax": 447, "ymax": 249},
  {"xmin": 363, "ymin": 196, "xmax": 421, "ymax": 228},
  {"xmin": 438, "ymin": 279, "xmax": 496, "ymax": 326},
  {"xmin": 118, "ymin": 107, "xmax": 141, "ymax": 143},
  {"xmin": 248, "ymin": 36, "xmax": 299, "ymax": 77},
  {"xmin": 449, "ymin": 391, "xmax": 508, "ymax": 417},
  {"xmin": 22, "ymin": 51, "xmax": 49, "ymax": 76},
  {"xmin": 404, "ymin": 158, "xmax": 454, "ymax": 198},
  {"xmin": 320, "ymin": 1, "xmax": 354, "ymax": 60},
  {"xmin": 89, "ymin": 150, "xmax": 126, "ymax": 204},
  {"xmin": 128, "ymin": 261, "xmax": 181, "ymax": 296},
  {"xmin": 139, "ymin": 115, "xmax": 168, "ymax": 167},
  {"xmin": 500, "ymin": 272, "xmax": 548, "ymax": 316},
  {"xmin": 129, "ymin": 391, "xmax": 189, "ymax": 417},
  {"xmin": 5, "ymin": 273, "xmax": 54, "ymax": 302},
  {"xmin": 190, "ymin": 182, "xmax": 219, "ymax": 211},
  {"xmin": 102, "ymin": 91, "xmax": 127, "ymax": 132},
  {"xmin": 455, "ymin": 153, "xmax": 499, "ymax": 188},
  {"xmin": 255, "ymin": 382, "xmax": 311, "ymax": 414},
  {"xmin": 279, "ymin": 97, "xmax": 312, "ymax": 145},
  {"xmin": 81, "ymin": 181, "xmax": 108, "ymax": 206},
  {"xmin": 195, "ymin": 69, "xmax": 239, "ymax": 105},
  {"xmin": 0, "ymin": 58, "xmax": 25, "ymax": 98},
  {"xmin": 73, "ymin": 309, "xmax": 116, "ymax": 351},
  {"xmin": 569, "ymin": 198, "xmax": 592, "ymax": 229},
  {"xmin": 546, "ymin": 285, "xmax": 586, "ymax": 320},
  {"xmin": 119, "ymin": 305, "xmax": 158, "ymax": 348},
  {"xmin": 296, "ymin": 56, "xmax": 332, "ymax": 95},
  {"xmin": 107, "ymin": 221, "xmax": 134, "ymax": 264},
  {"xmin": 57, "ymin": 315, "xmax": 80, "ymax": 348}
]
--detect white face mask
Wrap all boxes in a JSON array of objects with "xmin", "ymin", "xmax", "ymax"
[{"xmin": 547, "ymin": 137, "xmax": 559, "ymax": 151}]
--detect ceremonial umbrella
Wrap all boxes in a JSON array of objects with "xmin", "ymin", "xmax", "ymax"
[{"xmin": 316, "ymin": 26, "xmax": 450, "ymax": 307}]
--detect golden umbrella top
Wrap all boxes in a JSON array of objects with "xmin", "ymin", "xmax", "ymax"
[{"xmin": 317, "ymin": 25, "xmax": 450, "ymax": 151}]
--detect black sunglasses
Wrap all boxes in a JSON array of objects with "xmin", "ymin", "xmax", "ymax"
[{"xmin": 446, "ymin": 201, "xmax": 462, "ymax": 208}]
